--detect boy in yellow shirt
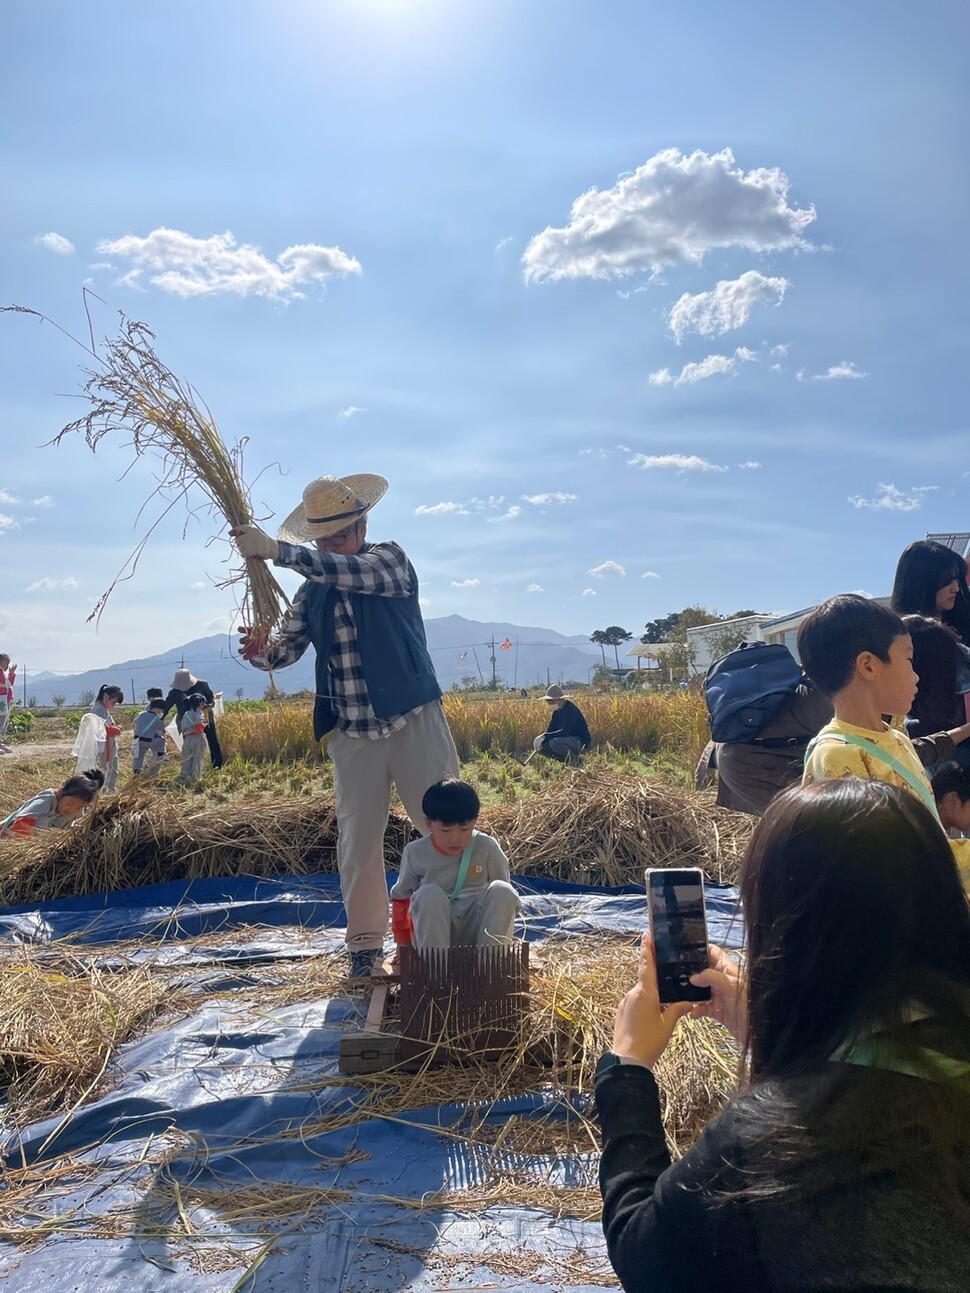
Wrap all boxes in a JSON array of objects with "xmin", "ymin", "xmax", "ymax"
[{"xmin": 799, "ymin": 593, "xmax": 970, "ymax": 884}]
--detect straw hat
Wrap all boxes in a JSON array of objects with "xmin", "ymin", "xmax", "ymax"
[
  {"xmin": 171, "ymin": 668, "xmax": 198, "ymax": 691},
  {"xmin": 542, "ymin": 685, "xmax": 568, "ymax": 702},
  {"xmin": 277, "ymin": 474, "xmax": 388, "ymax": 543}
]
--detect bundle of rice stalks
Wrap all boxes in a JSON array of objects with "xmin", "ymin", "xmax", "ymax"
[
  {"xmin": 5, "ymin": 305, "xmax": 289, "ymax": 633},
  {"xmin": 0, "ymin": 946, "xmax": 171, "ymax": 1126},
  {"xmin": 488, "ymin": 770, "xmax": 751, "ymax": 886}
]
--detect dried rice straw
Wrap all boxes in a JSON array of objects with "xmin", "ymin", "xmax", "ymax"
[{"xmin": 3, "ymin": 302, "xmax": 289, "ymax": 632}]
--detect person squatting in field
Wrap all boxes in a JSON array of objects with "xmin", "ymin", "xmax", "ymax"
[
  {"xmin": 532, "ymin": 684, "xmax": 592, "ymax": 764},
  {"xmin": 389, "ymin": 778, "xmax": 520, "ymax": 950},
  {"xmin": 230, "ymin": 473, "xmax": 459, "ymax": 980},
  {"xmin": 1, "ymin": 767, "xmax": 105, "ymax": 837}
]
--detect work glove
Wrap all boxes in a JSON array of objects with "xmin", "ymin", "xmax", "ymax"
[
  {"xmin": 104, "ymin": 723, "xmax": 122, "ymax": 739},
  {"xmin": 192, "ymin": 723, "xmax": 205, "ymax": 735},
  {"xmin": 238, "ymin": 625, "xmax": 270, "ymax": 661},
  {"xmin": 231, "ymin": 525, "xmax": 278, "ymax": 561},
  {"xmin": 391, "ymin": 897, "xmax": 413, "ymax": 945}
]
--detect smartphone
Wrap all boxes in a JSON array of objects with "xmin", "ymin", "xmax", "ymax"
[{"xmin": 645, "ymin": 868, "xmax": 712, "ymax": 1004}]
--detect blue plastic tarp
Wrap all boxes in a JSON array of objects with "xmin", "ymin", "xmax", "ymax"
[{"xmin": 0, "ymin": 874, "xmax": 741, "ymax": 1291}]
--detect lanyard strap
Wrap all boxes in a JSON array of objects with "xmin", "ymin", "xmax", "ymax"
[
  {"xmin": 449, "ymin": 830, "xmax": 478, "ymax": 902},
  {"xmin": 806, "ymin": 732, "xmax": 939, "ymax": 819},
  {"xmin": 833, "ymin": 1038, "xmax": 970, "ymax": 1083}
]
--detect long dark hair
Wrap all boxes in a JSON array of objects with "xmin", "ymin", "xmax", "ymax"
[
  {"xmin": 743, "ymin": 778, "xmax": 970, "ymax": 1081},
  {"xmin": 730, "ymin": 779, "xmax": 970, "ymax": 1202},
  {"xmin": 59, "ymin": 767, "xmax": 105, "ymax": 802},
  {"xmin": 902, "ymin": 614, "xmax": 963, "ymax": 734},
  {"xmin": 891, "ymin": 540, "xmax": 970, "ymax": 645},
  {"xmin": 95, "ymin": 684, "xmax": 124, "ymax": 705}
]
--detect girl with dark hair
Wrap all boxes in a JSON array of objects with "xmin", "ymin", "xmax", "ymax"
[
  {"xmin": 1, "ymin": 767, "xmax": 105, "ymax": 837},
  {"xmin": 891, "ymin": 541, "xmax": 970, "ymax": 772},
  {"xmin": 892, "ymin": 538, "xmax": 970, "ymax": 645},
  {"xmin": 72, "ymin": 684, "xmax": 124, "ymax": 792},
  {"xmin": 596, "ymin": 778, "xmax": 970, "ymax": 1292}
]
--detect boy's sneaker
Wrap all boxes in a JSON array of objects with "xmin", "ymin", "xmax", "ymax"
[{"xmin": 347, "ymin": 949, "xmax": 381, "ymax": 980}]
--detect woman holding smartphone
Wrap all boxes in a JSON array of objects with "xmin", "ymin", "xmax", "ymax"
[{"xmin": 596, "ymin": 777, "xmax": 970, "ymax": 1292}]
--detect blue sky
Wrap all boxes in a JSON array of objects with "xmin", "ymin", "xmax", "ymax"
[{"xmin": 2, "ymin": 0, "xmax": 968, "ymax": 674}]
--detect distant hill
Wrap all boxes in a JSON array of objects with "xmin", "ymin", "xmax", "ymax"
[{"xmin": 19, "ymin": 616, "xmax": 606, "ymax": 705}]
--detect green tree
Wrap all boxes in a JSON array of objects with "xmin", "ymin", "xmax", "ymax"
[
  {"xmin": 234, "ymin": 687, "xmax": 245, "ymax": 700},
  {"xmin": 78, "ymin": 688, "xmax": 95, "ymax": 706},
  {"xmin": 589, "ymin": 629, "xmax": 609, "ymax": 665},
  {"xmin": 51, "ymin": 693, "xmax": 65, "ymax": 708},
  {"xmin": 641, "ymin": 612, "xmax": 681, "ymax": 645}
]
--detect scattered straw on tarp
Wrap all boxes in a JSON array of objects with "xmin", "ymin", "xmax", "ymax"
[
  {"xmin": 0, "ymin": 772, "xmax": 751, "ymax": 905},
  {"xmin": 0, "ymin": 947, "xmax": 173, "ymax": 1128},
  {"xmin": 3, "ymin": 303, "xmax": 289, "ymax": 633}
]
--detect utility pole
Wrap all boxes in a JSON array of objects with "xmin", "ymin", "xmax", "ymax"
[
  {"xmin": 490, "ymin": 637, "xmax": 500, "ymax": 691},
  {"xmin": 22, "ymin": 668, "xmax": 27, "ymax": 706}
]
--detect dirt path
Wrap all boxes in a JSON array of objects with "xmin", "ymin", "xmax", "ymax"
[{"xmin": 1, "ymin": 740, "xmax": 75, "ymax": 762}]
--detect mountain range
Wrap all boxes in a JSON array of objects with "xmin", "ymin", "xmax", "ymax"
[{"xmin": 17, "ymin": 616, "xmax": 616, "ymax": 705}]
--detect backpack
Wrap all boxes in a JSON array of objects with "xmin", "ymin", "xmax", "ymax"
[{"xmin": 704, "ymin": 642, "xmax": 804, "ymax": 743}]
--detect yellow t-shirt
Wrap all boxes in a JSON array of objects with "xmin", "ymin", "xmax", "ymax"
[{"xmin": 804, "ymin": 718, "xmax": 970, "ymax": 888}]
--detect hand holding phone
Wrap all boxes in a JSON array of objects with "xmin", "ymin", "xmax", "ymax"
[
  {"xmin": 646, "ymin": 867, "xmax": 712, "ymax": 1004},
  {"xmin": 612, "ymin": 932, "xmax": 694, "ymax": 1068}
]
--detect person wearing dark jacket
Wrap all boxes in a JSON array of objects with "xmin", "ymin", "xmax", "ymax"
[
  {"xmin": 596, "ymin": 778, "xmax": 970, "ymax": 1292},
  {"xmin": 533, "ymin": 685, "xmax": 592, "ymax": 764},
  {"xmin": 162, "ymin": 669, "xmax": 224, "ymax": 769}
]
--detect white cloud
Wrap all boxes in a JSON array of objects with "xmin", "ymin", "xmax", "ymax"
[
  {"xmin": 0, "ymin": 513, "xmax": 16, "ymax": 532},
  {"xmin": 31, "ymin": 495, "xmax": 54, "ymax": 506},
  {"xmin": 649, "ymin": 346, "xmax": 757, "ymax": 387},
  {"xmin": 628, "ymin": 453, "xmax": 728, "ymax": 473},
  {"xmin": 338, "ymin": 405, "xmax": 366, "ymax": 421},
  {"xmin": 25, "ymin": 576, "xmax": 79, "ymax": 592},
  {"xmin": 770, "ymin": 344, "xmax": 789, "ymax": 357},
  {"xmin": 582, "ymin": 588, "xmax": 597, "ymax": 597},
  {"xmin": 35, "ymin": 232, "xmax": 75, "ymax": 255},
  {"xmin": 203, "ymin": 615, "xmax": 233, "ymax": 633},
  {"xmin": 495, "ymin": 235, "xmax": 513, "ymax": 251},
  {"xmin": 488, "ymin": 505, "xmax": 521, "ymax": 523},
  {"xmin": 739, "ymin": 460, "xmax": 762, "ymax": 470},
  {"xmin": 451, "ymin": 577, "xmax": 480, "ymax": 588},
  {"xmin": 526, "ymin": 583, "xmax": 544, "ymax": 592},
  {"xmin": 813, "ymin": 360, "xmax": 868, "ymax": 381},
  {"xmin": 667, "ymin": 270, "xmax": 788, "ymax": 342},
  {"xmin": 0, "ymin": 490, "xmax": 19, "ymax": 504},
  {"xmin": 97, "ymin": 227, "xmax": 362, "ymax": 300},
  {"xmin": 191, "ymin": 581, "xmax": 207, "ymax": 589},
  {"xmin": 522, "ymin": 147, "xmax": 815, "ymax": 283},
  {"xmin": 641, "ymin": 571, "xmax": 661, "ymax": 579},
  {"xmin": 588, "ymin": 560, "xmax": 626, "ymax": 578},
  {"xmin": 521, "ymin": 492, "xmax": 577, "ymax": 505},
  {"xmin": 415, "ymin": 501, "xmax": 470, "ymax": 516},
  {"xmin": 848, "ymin": 483, "xmax": 938, "ymax": 512}
]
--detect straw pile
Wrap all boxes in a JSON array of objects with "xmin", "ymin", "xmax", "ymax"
[
  {"xmin": 0, "ymin": 946, "xmax": 172, "ymax": 1127},
  {"xmin": 0, "ymin": 772, "xmax": 751, "ymax": 906},
  {"xmin": 6, "ymin": 306, "xmax": 289, "ymax": 632}
]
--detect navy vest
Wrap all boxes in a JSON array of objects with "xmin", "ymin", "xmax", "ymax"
[{"xmin": 301, "ymin": 555, "xmax": 442, "ymax": 739}]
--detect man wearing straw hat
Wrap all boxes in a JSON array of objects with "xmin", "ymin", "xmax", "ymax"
[
  {"xmin": 533, "ymin": 684, "xmax": 592, "ymax": 765},
  {"xmin": 231, "ymin": 475, "xmax": 459, "ymax": 979}
]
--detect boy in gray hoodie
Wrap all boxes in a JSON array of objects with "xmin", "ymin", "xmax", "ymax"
[{"xmin": 390, "ymin": 779, "xmax": 520, "ymax": 949}]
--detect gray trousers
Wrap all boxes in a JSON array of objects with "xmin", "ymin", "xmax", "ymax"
[
  {"xmin": 533, "ymin": 734, "xmax": 584, "ymax": 762},
  {"xmin": 330, "ymin": 703, "xmax": 460, "ymax": 952},
  {"xmin": 409, "ymin": 880, "xmax": 520, "ymax": 949},
  {"xmin": 179, "ymin": 733, "xmax": 206, "ymax": 784}
]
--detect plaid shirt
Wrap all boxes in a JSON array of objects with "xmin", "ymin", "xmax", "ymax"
[{"xmin": 249, "ymin": 540, "xmax": 420, "ymax": 738}]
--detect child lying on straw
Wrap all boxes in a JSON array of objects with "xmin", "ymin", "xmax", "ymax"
[
  {"xmin": 1, "ymin": 768, "xmax": 104, "ymax": 837},
  {"xmin": 390, "ymin": 779, "xmax": 521, "ymax": 950}
]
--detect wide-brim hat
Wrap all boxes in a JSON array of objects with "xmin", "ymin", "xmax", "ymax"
[
  {"xmin": 171, "ymin": 669, "xmax": 198, "ymax": 691},
  {"xmin": 277, "ymin": 474, "xmax": 388, "ymax": 543},
  {"xmin": 542, "ymin": 685, "xmax": 568, "ymax": 702}
]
